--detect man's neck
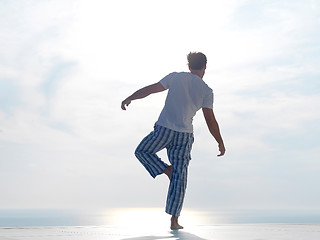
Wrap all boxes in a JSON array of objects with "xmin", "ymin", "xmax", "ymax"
[{"xmin": 190, "ymin": 70, "xmax": 204, "ymax": 78}]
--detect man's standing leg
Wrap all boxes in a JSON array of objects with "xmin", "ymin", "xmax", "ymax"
[{"xmin": 165, "ymin": 132, "xmax": 194, "ymax": 229}]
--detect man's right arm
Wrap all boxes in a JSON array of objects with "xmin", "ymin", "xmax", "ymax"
[
  {"xmin": 202, "ymin": 107, "xmax": 226, "ymax": 156},
  {"xmin": 121, "ymin": 82, "xmax": 166, "ymax": 110}
]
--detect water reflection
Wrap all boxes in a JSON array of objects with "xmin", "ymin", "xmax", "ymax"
[{"xmin": 114, "ymin": 208, "xmax": 209, "ymax": 240}]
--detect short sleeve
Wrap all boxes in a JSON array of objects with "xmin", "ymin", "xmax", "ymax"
[
  {"xmin": 159, "ymin": 72, "xmax": 176, "ymax": 89},
  {"xmin": 202, "ymin": 89, "xmax": 214, "ymax": 109}
]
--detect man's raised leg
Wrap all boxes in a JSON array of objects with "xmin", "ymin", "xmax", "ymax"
[{"xmin": 135, "ymin": 125, "xmax": 173, "ymax": 178}]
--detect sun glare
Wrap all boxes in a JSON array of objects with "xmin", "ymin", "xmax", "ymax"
[
  {"xmin": 110, "ymin": 208, "xmax": 168, "ymax": 231},
  {"xmin": 103, "ymin": 208, "xmax": 223, "ymax": 231}
]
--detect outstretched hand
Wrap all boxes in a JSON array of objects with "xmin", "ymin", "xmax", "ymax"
[
  {"xmin": 121, "ymin": 98, "xmax": 131, "ymax": 110},
  {"xmin": 217, "ymin": 143, "xmax": 226, "ymax": 157}
]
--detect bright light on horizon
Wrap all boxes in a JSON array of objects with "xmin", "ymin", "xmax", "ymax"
[{"xmin": 102, "ymin": 208, "xmax": 234, "ymax": 230}]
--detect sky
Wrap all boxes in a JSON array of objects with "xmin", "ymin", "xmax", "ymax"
[{"xmin": 0, "ymin": 0, "xmax": 320, "ymax": 213}]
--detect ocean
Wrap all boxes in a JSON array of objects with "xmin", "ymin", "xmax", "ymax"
[{"xmin": 0, "ymin": 208, "xmax": 319, "ymax": 240}]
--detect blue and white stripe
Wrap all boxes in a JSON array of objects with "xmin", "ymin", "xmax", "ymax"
[{"xmin": 135, "ymin": 124, "xmax": 194, "ymax": 216}]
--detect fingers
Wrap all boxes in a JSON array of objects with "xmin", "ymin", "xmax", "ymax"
[
  {"xmin": 121, "ymin": 99, "xmax": 131, "ymax": 110},
  {"xmin": 217, "ymin": 144, "xmax": 226, "ymax": 157},
  {"xmin": 121, "ymin": 104, "xmax": 126, "ymax": 110},
  {"xmin": 217, "ymin": 149, "xmax": 224, "ymax": 156},
  {"xmin": 121, "ymin": 101, "xmax": 126, "ymax": 110},
  {"xmin": 217, "ymin": 152, "xmax": 225, "ymax": 157}
]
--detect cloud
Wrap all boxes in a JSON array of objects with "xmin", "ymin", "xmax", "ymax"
[{"xmin": 0, "ymin": 0, "xmax": 320, "ymax": 211}]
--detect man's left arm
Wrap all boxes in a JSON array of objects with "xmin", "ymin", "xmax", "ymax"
[
  {"xmin": 202, "ymin": 107, "xmax": 226, "ymax": 156},
  {"xmin": 121, "ymin": 82, "xmax": 166, "ymax": 110}
]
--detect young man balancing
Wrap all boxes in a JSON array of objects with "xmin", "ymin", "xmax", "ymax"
[{"xmin": 121, "ymin": 52, "xmax": 225, "ymax": 230}]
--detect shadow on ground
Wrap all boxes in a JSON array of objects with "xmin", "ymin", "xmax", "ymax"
[{"xmin": 122, "ymin": 230, "xmax": 207, "ymax": 240}]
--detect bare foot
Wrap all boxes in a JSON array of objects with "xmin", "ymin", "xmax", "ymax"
[
  {"xmin": 170, "ymin": 216, "xmax": 183, "ymax": 230},
  {"xmin": 163, "ymin": 165, "xmax": 174, "ymax": 180},
  {"xmin": 171, "ymin": 223, "xmax": 184, "ymax": 230}
]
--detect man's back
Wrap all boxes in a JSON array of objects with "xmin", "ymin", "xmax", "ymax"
[
  {"xmin": 121, "ymin": 52, "xmax": 225, "ymax": 229},
  {"xmin": 156, "ymin": 72, "xmax": 213, "ymax": 133}
]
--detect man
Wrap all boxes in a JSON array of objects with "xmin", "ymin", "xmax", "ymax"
[{"xmin": 121, "ymin": 52, "xmax": 225, "ymax": 230}]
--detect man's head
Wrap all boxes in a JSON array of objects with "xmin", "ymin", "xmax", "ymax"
[
  {"xmin": 187, "ymin": 52, "xmax": 207, "ymax": 78},
  {"xmin": 187, "ymin": 52, "xmax": 207, "ymax": 70}
]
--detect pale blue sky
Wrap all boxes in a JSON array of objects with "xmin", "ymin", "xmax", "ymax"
[{"xmin": 0, "ymin": 0, "xmax": 319, "ymax": 212}]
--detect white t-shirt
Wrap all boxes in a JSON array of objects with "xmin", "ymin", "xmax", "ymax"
[{"xmin": 156, "ymin": 72, "xmax": 214, "ymax": 133}]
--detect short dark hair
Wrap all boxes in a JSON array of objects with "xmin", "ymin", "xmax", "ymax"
[{"xmin": 187, "ymin": 52, "xmax": 207, "ymax": 70}]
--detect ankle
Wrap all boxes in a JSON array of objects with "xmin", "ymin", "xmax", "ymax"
[
  {"xmin": 171, "ymin": 216, "xmax": 178, "ymax": 222},
  {"xmin": 170, "ymin": 216, "xmax": 183, "ymax": 230}
]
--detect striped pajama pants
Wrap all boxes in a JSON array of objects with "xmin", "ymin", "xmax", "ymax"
[{"xmin": 135, "ymin": 124, "xmax": 194, "ymax": 217}]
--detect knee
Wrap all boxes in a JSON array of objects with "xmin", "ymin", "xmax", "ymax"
[
  {"xmin": 134, "ymin": 147, "xmax": 143, "ymax": 159},
  {"xmin": 135, "ymin": 148, "xmax": 148, "ymax": 165},
  {"xmin": 134, "ymin": 149, "xmax": 139, "ymax": 158}
]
